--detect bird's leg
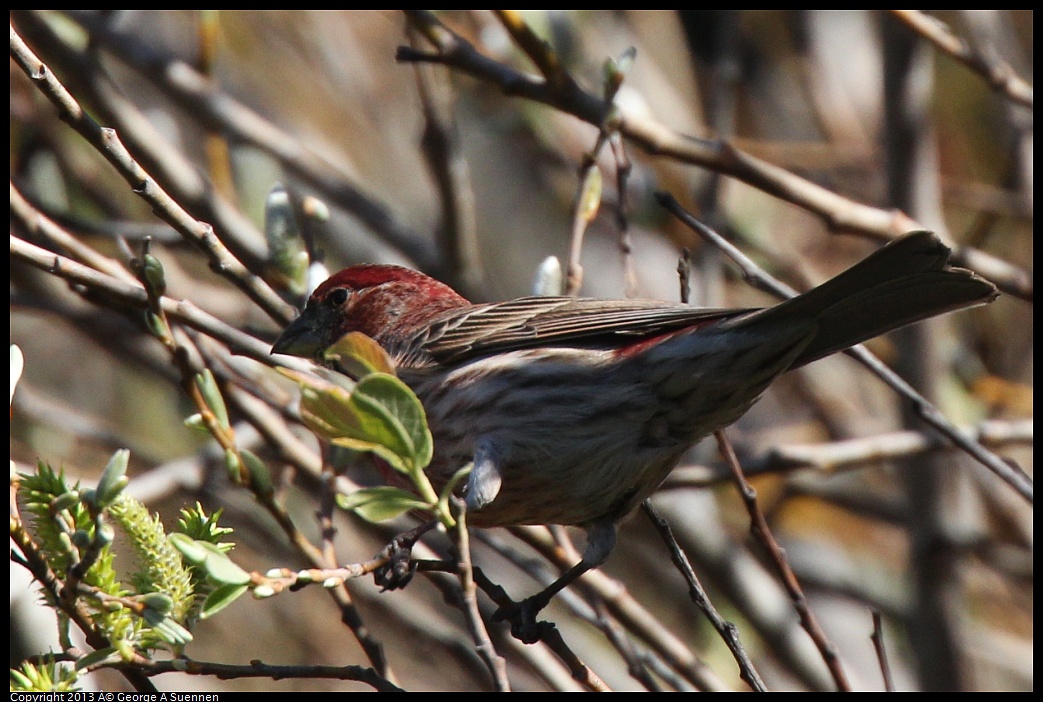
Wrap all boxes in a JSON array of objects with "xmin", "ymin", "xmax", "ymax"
[
  {"xmin": 494, "ymin": 520, "xmax": 617, "ymax": 644},
  {"xmin": 463, "ymin": 442, "xmax": 620, "ymax": 643},
  {"xmin": 373, "ymin": 519, "xmax": 437, "ymax": 591}
]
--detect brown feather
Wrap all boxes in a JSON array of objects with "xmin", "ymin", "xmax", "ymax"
[{"xmin": 401, "ymin": 297, "xmax": 755, "ymax": 367}]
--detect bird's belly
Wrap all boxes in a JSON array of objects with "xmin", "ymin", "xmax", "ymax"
[{"xmin": 403, "ymin": 344, "xmax": 769, "ymax": 527}]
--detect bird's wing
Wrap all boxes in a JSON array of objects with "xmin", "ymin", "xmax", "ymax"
[{"xmin": 399, "ymin": 296, "xmax": 753, "ymax": 367}]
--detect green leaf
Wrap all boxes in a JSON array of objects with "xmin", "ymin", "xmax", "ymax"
[
  {"xmin": 74, "ymin": 647, "xmax": 119, "ymax": 671},
  {"xmin": 336, "ymin": 486, "xmax": 429, "ymax": 523},
  {"xmin": 351, "ymin": 373, "xmax": 433, "ymax": 473},
  {"xmin": 170, "ymin": 532, "xmax": 208, "ymax": 564},
  {"xmin": 139, "ymin": 592, "xmax": 174, "ymax": 615},
  {"xmin": 294, "ymin": 371, "xmax": 432, "ymax": 476},
  {"xmin": 224, "ymin": 448, "xmax": 243, "ymax": 484},
  {"xmin": 324, "ymin": 331, "xmax": 397, "ymax": 377},
  {"xmin": 195, "ymin": 369, "xmax": 229, "ymax": 429},
  {"xmin": 240, "ymin": 449, "xmax": 273, "ymax": 498},
  {"xmin": 10, "ymin": 658, "xmax": 79, "ymax": 692},
  {"xmin": 176, "ymin": 503, "xmax": 233, "ymax": 547},
  {"xmin": 145, "ymin": 310, "xmax": 170, "ymax": 339},
  {"xmin": 142, "ymin": 253, "xmax": 167, "ymax": 296},
  {"xmin": 200, "ymin": 583, "xmax": 249, "ymax": 619},
  {"xmin": 197, "ymin": 543, "xmax": 251, "ymax": 586},
  {"xmin": 342, "ymin": 377, "xmax": 410, "ymax": 458},
  {"xmin": 95, "ymin": 449, "xmax": 130, "ymax": 507},
  {"xmin": 142, "ymin": 608, "xmax": 193, "ymax": 645},
  {"xmin": 95, "ymin": 523, "xmax": 115, "ymax": 545},
  {"xmin": 170, "ymin": 534, "xmax": 249, "ymax": 585},
  {"xmin": 50, "ymin": 490, "xmax": 81, "ymax": 512},
  {"xmin": 291, "ymin": 375, "xmax": 359, "ymax": 438},
  {"xmin": 9, "ymin": 668, "xmax": 33, "ymax": 690}
]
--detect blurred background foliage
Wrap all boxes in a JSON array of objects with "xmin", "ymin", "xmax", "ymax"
[{"xmin": 10, "ymin": 10, "xmax": 1032, "ymax": 691}]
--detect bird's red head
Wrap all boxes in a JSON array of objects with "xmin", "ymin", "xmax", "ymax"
[{"xmin": 272, "ymin": 264, "xmax": 468, "ymax": 360}]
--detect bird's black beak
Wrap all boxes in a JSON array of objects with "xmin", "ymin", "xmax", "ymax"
[{"xmin": 271, "ymin": 305, "xmax": 330, "ymax": 359}]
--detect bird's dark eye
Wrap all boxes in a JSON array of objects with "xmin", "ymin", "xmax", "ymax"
[{"xmin": 329, "ymin": 288, "xmax": 349, "ymax": 306}]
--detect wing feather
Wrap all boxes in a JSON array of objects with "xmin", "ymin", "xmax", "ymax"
[{"xmin": 399, "ymin": 296, "xmax": 753, "ymax": 367}]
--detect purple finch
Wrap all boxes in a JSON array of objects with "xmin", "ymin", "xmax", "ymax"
[{"xmin": 273, "ymin": 230, "xmax": 996, "ymax": 638}]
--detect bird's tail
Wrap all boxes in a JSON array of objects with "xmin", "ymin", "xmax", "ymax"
[{"xmin": 732, "ymin": 231, "xmax": 998, "ymax": 370}]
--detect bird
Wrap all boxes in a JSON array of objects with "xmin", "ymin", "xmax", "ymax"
[{"xmin": 272, "ymin": 230, "xmax": 997, "ymax": 640}]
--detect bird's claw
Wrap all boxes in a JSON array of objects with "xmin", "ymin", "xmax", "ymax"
[
  {"xmin": 373, "ymin": 541, "xmax": 416, "ymax": 591},
  {"xmin": 493, "ymin": 595, "xmax": 554, "ymax": 644},
  {"xmin": 372, "ymin": 523, "xmax": 433, "ymax": 591}
]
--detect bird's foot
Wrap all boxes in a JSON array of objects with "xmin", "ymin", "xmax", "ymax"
[
  {"xmin": 493, "ymin": 592, "xmax": 555, "ymax": 644},
  {"xmin": 372, "ymin": 521, "xmax": 435, "ymax": 591}
]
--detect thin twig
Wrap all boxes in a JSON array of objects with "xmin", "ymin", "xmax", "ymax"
[
  {"xmin": 104, "ymin": 656, "xmax": 404, "ymax": 691},
  {"xmin": 501, "ymin": 527, "xmax": 730, "ymax": 691},
  {"xmin": 658, "ymin": 193, "xmax": 1032, "ymax": 504},
  {"xmin": 52, "ymin": 9, "xmax": 444, "ymax": 283},
  {"xmin": 890, "ymin": 10, "xmax": 1032, "ymax": 108},
  {"xmin": 397, "ymin": 10, "xmax": 1031, "ymax": 301},
  {"xmin": 9, "ymin": 235, "xmax": 283, "ymax": 368},
  {"xmin": 642, "ymin": 502, "xmax": 767, "ymax": 691},
  {"xmin": 408, "ymin": 27, "xmax": 484, "ymax": 293},
  {"xmin": 10, "ymin": 182, "xmax": 137, "ymax": 284},
  {"xmin": 665, "ymin": 418, "xmax": 1033, "ymax": 487},
  {"xmin": 493, "ymin": 10, "xmax": 572, "ymax": 88},
  {"xmin": 450, "ymin": 504, "xmax": 510, "ymax": 691},
  {"xmin": 591, "ymin": 599, "xmax": 664, "ymax": 691},
  {"xmin": 468, "ymin": 565, "xmax": 612, "ymax": 692},
  {"xmin": 11, "ymin": 230, "xmax": 395, "ymax": 676},
  {"xmin": 677, "ymin": 248, "xmax": 691, "ymax": 305},
  {"xmin": 9, "ymin": 23, "xmax": 295, "ymax": 325},
  {"xmin": 715, "ymin": 431, "xmax": 852, "ymax": 691},
  {"xmin": 870, "ymin": 609, "xmax": 896, "ymax": 692}
]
